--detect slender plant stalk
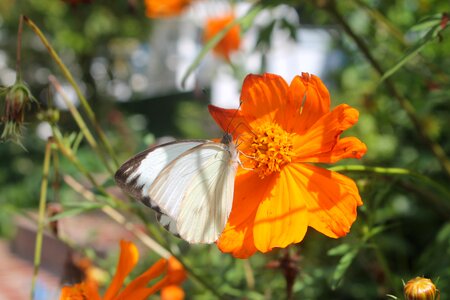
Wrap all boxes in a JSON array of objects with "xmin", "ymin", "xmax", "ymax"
[
  {"xmin": 324, "ymin": 1, "xmax": 450, "ymax": 180},
  {"xmin": 22, "ymin": 16, "xmax": 120, "ymax": 168},
  {"xmin": 30, "ymin": 138, "xmax": 52, "ymax": 299},
  {"xmin": 63, "ymin": 174, "xmax": 171, "ymax": 258},
  {"xmin": 51, "ymin": 133, "xmax": 122, "ymax": 207},
  {"xmin": 48, "ymin": 75, "xmax": 115, "ymax": 175},
  {"xmin": 329, "ymin": 165, "xmax": 450, "ymax": 200},
  {"xmin": 16, "ymin": 15, "xmax": 24, "ymax": 81}
]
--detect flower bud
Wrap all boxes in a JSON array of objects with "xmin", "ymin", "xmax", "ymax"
[
  {"xmin": 1, "ymin": 80, "xmax": 37, "ymax": 145},
  {"xmin": 404, "ymin": 277, "xmax": 439, "ymax": 300}
]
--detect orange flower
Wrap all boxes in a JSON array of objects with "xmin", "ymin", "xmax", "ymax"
[
  {"xmin": 204, "ymin": 14, "xmax": 240, "ymax": 60},
  {"xmin": 144, "ymin": 0, "xmax": 192, "ymax": 18},
  {"xmin": 60, "ymin": 240, "xmax": 186, "ymax": 300},
  {"xmin": 209, "ymin": 73, "xmax": 367, "ymax": 258}
]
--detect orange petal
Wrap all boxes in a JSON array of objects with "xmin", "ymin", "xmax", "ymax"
[
  {"xmin": 144, "ymin": 0, "xmax": 192, "ymax": 18},
  {"xmin": 293, "ymin": 104, "xmax": 360, "ymax": 161},
  {"xmin": 103, "ymin": 240, "xmax": 139, "ymax": 300},
  {"xmin": 167, "ymin": 257, "xmax": 187, "ymax": 284},
  {"xmin": 116, "ymin": 258, "xmax": 168, "ymax": 300},
  {"xmin": 161, "ymin": 285, "xmax": 185, "ymax": 300},
  {"xmin": 217, "ymin": 172, "xmax": 275, "ymax": 258},
  {"xmin": 204, "ymin": 14, "xmax": 240, "ymax": 60},
  {"xmin": 240, "ymin": 73, "xmax": 290, "ymax": 127},
  {"xmin": 208, "ymin": 105, "xmax": 251, "ymax": 139},
  {"xmin": 303, "ymin": 137, "xmax": 367, "ymax": 163},
  {"xmin": 253, "ymin": 168, "xmax": 308, "ymax": 252},
  {"xmin": 60, "ymin": 282, "xmax": 101, "ymax": 300},
  {"xmin": 286, "ymin": 73, "xmax": 331, "ymax": 134},
  {"xmin": 288, "ymin": 163, "xmax": 362, "ymax": 238}
]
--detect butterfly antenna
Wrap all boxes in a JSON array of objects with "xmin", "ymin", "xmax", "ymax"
[{"xmin": 223, "ymin": 99, "xmax": 243, "ymax": 134}]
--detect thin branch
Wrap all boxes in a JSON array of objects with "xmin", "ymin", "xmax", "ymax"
[
  {"xmin": 16, "ymin": 15, "xmax": 24, "ymax": 81},
  {"xmin": 324, "ymin": 1, "xmax": 450, "ymax": 180},
  {"xmin": 23, "ymin": 16, "xmax": 120, "ymax": 168},
  {"xmin": 31, "ymin": 138, "xmax": 53, "ymax": 299}
]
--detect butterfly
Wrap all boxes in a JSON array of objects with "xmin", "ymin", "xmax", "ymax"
[{"xmin": 115, "ymin": 133, "xmax": 240, "ymax": 244}]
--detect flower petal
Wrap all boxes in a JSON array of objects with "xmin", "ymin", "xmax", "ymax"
[
  {"xmin": 116, "ymin": 258, "xmax": 168, "ymax": 300},
  {"xmin": 204, "ymin": 14, "xmax": 240, "ymax": 60},
  {"xmin": 167, "ymin": 257, "xmax": 187, "ymax": 285},
  {"xmin": 293, "ymin": 104, "xmax": 360, "ymax": 161},
  {"xmin": 288, "ymin": 163, "xmax": 362, "ymax": 238},
  {"xmin": 161, "ymin": 285, "xmax": 185, "ymax": 300},
  {"xmin": 103, "ymin": 240, "xmax": 139, "ymax": 300},
  {"xmin": 145, "ymin": 0, "xmax": 192, "ymax": 18},
  {"xmin": 286, "ymin": 73, "xmax": 331, "ymax": 134},
  {"xmin": 303, "ymin": 137, "xmax": 367, "ymax": 163},
  {"xmin": 60, "ymin": 283, "xmax": 101, "ymax": 300},
  {"xmin": 253, "ymin": 168, "xmax": 308, "ymax": 252},
  {"xmin": 208, "ymin": 105, "xmax": 251, "ymax": 139},
  {"xmin": 217, "ymin": 171, "xmax": 275, "ymax": 258},
  {"xmin": 240, "ymin": 73, "xmax": 290, "ymax": 127}
]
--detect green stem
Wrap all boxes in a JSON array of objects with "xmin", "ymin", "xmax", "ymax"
[
  {"xmin": 371, "ymin": 244, "xmax": 399, "ymax": 294},
  {"xmin": 329, "ymin": 165, "xmax": 450, "ymax": 200},
  {"xmin": 48, "ymin": 75, "xmax": 115, "ymax": 175},
  {"xmin": 30, "ymin": 138, "xmax": 52, "ymax": 299},
  {"xmin": 23, "ymin": 16, "xmax": 120, "ymax": 168},
  {"xmin": 16, "ymin": 15, "xmax": 24, "ymax": 81},
  {"xmin": 49, "ymin": 128, "xmax": 122, "ymax": 210},
  {"xmin": 324, "ymin": 1, "xmax": 450, "ymax": 180}
]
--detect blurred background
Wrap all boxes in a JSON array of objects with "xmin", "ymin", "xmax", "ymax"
[{"xmin": 0, "ymin": 0, "xmax": 449, "ymax": 299}]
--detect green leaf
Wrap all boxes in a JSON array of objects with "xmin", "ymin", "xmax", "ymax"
[
  {"xmin": 180, "ymin": 4, "xmax": 263, "ymax": 88},
  {"xmin": 327, "ymin": 243, "xmax": 351, "ymax": 256},
  {"xmin": 47, "ymin": 202, "xmax": 104, "ymax": 221},
  {"xmin": 331, "ymin": 247, "xmax": 360, "ymax": 289},
  {"xmin": 379, "ymin": 22, "xmax": 444, "ymax": 83},
  {"xmin": 410, "ymin": 13, "xmax": 442, "ymax": 31}
]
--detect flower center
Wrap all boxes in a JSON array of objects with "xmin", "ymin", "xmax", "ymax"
[{"xmin": 249, "ymin": 122, "xmax": 294, "ymax": 178}]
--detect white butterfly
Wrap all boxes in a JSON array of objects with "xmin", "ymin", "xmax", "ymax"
[{"xmin": 115, "ymin": 133, "xmax": 239, "ymax": 244}]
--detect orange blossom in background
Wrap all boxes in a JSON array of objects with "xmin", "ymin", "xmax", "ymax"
[
  {"xmin": 204, "ymin": 13, "xmax": 240, "ymax": 61},
  {"xmin": 144, "ymin": 0, "xmax": 193, "ymax": 18},
  {"xmin": 60, "ymin": 240, "xmax": 186, "ymax": 300}
]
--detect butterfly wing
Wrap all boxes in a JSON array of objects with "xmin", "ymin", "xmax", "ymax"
[
  {"xmin": 149, "ymin": 142, "xmax": 239, "ymax": 244},
  {"xmin": 115, "ymin": 140, "xmax": 208, "ymax": 236},
  {"xmin": 115, "ymin": 140, "xmax": 208, "ymax": 209}
]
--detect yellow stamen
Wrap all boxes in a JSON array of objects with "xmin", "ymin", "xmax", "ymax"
[{"xmin": 249, "ymin": 122, "xmax": 294, "ymax": 178}]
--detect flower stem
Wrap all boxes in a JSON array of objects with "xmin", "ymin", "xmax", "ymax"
[
  {"xmin": 323, "ymin": 1, "xmax": 450, "ymax": 180},
  {"xmin": 51, "ymin": 131, "xmax": 122, "ymax": 207},
  {"xmin": 329, "ymin": 165, "xmax": 450, "ymax": 202},
  {"xmin": 30, "ymin": 138, "xmax": 52, "ymax": 299},
  {"xmin": 48, "ymin": 75, "xmax": 115, "ymax": 175},
  {"xmin": 16, "ymin": 15, "xmax": 24, "ymax": 81},
  {"xmin": 22, "ymin": 16, "xmax": 120, "ymax": 168}
]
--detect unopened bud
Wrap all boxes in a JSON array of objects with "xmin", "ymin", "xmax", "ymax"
[
  {"xmin": 1, "ymin": 80, "xmax": 37, "ymax": 145},
  {"xmin": 404, "ymin": 277, "xmax": 439, "ymax": 300}
]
